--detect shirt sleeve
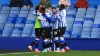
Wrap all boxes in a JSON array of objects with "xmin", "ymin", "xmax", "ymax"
[
  {"xmin": 62, "ymin": 9, "xmax": 67, "ymax": 17},
  {"xmin": 37, "ymin": 13, "xmax": 46, "ymax": 21}
]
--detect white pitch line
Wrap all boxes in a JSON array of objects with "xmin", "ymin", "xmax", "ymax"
[
  {"xmin": 0, "ymin": 54, "xmax": 7, "ymax": 55},
  {"xmin": 0, "ymin": 52, "xmax": 33, "ymax": 56}
]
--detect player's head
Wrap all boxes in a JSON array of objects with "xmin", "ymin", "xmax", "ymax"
[
  {"xmin": 52, "ymin": 7, "xmax": 56, "ymax": 14},
  {"xmin": 59, "ymin": 4, "xmax": 66, "ymax": 10},
  {"xmin": 40, "ymin": 7, "xmax": 46, "ymax": 14},
  {"xmin": 45, "ymin": 7, "xmax": 49, "ymax": 13},
  {"xmin": 35, "ymin": 5, "xmax": 43, "ymax": 12},
  {"xmin": 47, "ymin": 6, "xmax": 51, "ymax": 10}
]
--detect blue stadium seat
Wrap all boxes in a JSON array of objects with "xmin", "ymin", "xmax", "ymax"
[
  {"xmin": 11, "ymin": 24, "xmax": 24, "ymax": 37},
  {"xmin": 28, "ymin": 14, "xmax": 34, "ymax": 17},
  {"xmin": 93, "ymin": 24, "xmax": 100, "ymax": 28},
  {"xmin": 64, "ymin": 31, "xmax": 71, "ymax": 38},
  {"xmin": 91, "ymin": 31, "xmax": 100, "ymax": 38},
  {"xmin": 67, "ymin": 8, "xmax": 77, "ymax": 14},
  {"xmin": 7, "ymin": 17, "xmax": 17, "ymax": 24},
  {"xmin": 21, "ymin": 7, "xmax": 30, "ymax": 11},
  {"xmin": 0, "ymin": 14, "xmax": 8, "ymax": 17},
  {"xmin": 0, "ymin": 15, "xmax": 8, "ymax": 24},
  {"xmin": 66, "ymin": 17, "xmax": 74, "ymax": 32},
  {"xmin": 11, "ymin": 7, "xmax": 20, "ymax": 11},
  {"xmin": 66, "ymin": 17, "xmax": 74, "ymax": 24},
  {"xmin": 66, "ymin": 24, "xmax": 73, "ymax": 31},
  {"xmin": 86, "ymin": 14, "xmax": 95, "ymax": 18},
  {"xmin": 86, "ymin": 11, "xmax": 95, "ymax": 19},
  {"xmin": 83, "ymin": 18, "xmax": 94, "ymax": 28},
  {"xmin": 20, "ymin": 11, "xmax": 29, "ymax": 14},
  {"xmin": 72, "ymin": 27, "xmax": 82, "ymax": 31},
  {"xmin": 75, "ymin": 18, "xmax": 84, "ymax": 21},
  {"xmin": 30, "ymin": 7, "xmax": 35, "ymax": 11},
  {"xmin": 81, "ymin": 34, "xmax": 91, "ymax": 38},
  {"xmin": 29, "ymin": 11, "xmax": 33, "ymax": 14},
  {"xmin": 2, "ymin": 7, "xmax": 10, "ymax": 11},
  {"xmin": 95, "ymin": 14, "xmax": 100, "ymax": 18},
  {"xmin": 18, "ymin": 14, "xmax": 27, "ymax": 17},
  {"xmin": 82, "ymin": 28, "xmax": 91, "ymax": 32},
  {"xmin": 77, "ymin": 11, "xmax": 86, "ymax": 15},
  {"xmin": 13, "ymin": 17, "xmax": 26, "ymax": 36},
  {"xmin": 96, "ymin": 11, "xmax": 100, "ymax": 15},
  {"xmin": 94, "ymin": 20, "xmax": 100, "ymax": 24},
  {"xmin": 2, "ymin": 24, "xmax": 14, "ymax": 37},
  {"xmin": 26, "ymin": 17, "xmax": 35, "ymax": 24},
  {"xmin": 71, "ymin": 34, "xmax": 81, "ymax": 38},
  {"xmin": 81, "ymin": 31, "xmax": 91, "ymax": 35},
  {"xmin": 97, "ymin": 5, "xmax": 100, "ymax": 8},
  {"xmin": 92, "ymin": 28, "xmax": 100, "ymax": 32},
  {"xmin": 77, "ymin": 8, "xmax": 86, "ymax": 12},
  {"xmin": 10, "ymin": 11, "xmax": 20, "ymax": 14},
  {"xmin": 0, "ymin": 24, "xmax": 5, "ymax": 32},
  {"xmin": 87, "ymin": 8, "xmax": 96, "ymax": 12},
  {"xmin": 31, "ymin": 28, "xmax": 35, "ymax": 37},
  {"xmin": 66, "ymin": 14, "xmax": 75, "ymax": 18},
  {"xmin": 91, "ymin": 24, "xmax": 100, "ymax": 38},
  {"xmin": 21, "ymin": 24, "xmax": 34, "ymax": 37},
  {"xmin": 83, "ymin": 24, "xmax": 93, "ymax": 28},
  {"xmin": 0, "ymin": 4, "xmax": 2, "ymax": 7},
  {"xmin": 73, "ymin": 21, "xmax": 83, "ymax": 28},
  {"xmin": 16, "ymin": 17, "xmax": 27, "ymax": 24},
  {"xmin": 71, "ymin": 21, "xmax": 84, "ymax": 38},
  {"xmin": 72, "ymin": 28, "xmax": 82, "ymax": 38},
  {"xmin": 31, "ymin": 34, "xmax": 35, "ymax": 37},
  {"xmin": 9, "ymin": 14, "xmax": 18, "ymax": 17},
  {"xmin": 94, "ymin": 18, "xmax": 100, "ymax": 21},
  {"xmin": 76, "ymin": 12, "xmax": 86, "ymax": 18},
  {"xmin": 0, "ymin": 10, "xmax": 9, "ymax": 14},
  {"xmin": 97, "ymin": 8, "xmax": 100, "ymax": 12},
  {"xmin": 0, "ymin": 7, "xmax": 2, "ymax": 10}
]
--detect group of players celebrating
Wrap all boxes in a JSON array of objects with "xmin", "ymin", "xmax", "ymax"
[{"xmin": 28, "ymin": 4, "xmax": 70, "ymax": 52}]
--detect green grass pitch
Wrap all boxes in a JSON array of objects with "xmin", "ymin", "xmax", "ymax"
[{"xmin": 0, "ymin": 50, "xmax": 100, "ymax": 56}]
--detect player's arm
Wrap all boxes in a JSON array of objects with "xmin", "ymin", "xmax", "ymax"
[
  {"xmin": 44, "ymin": 14, "xmax": 57, "ymax": 23},
  {"xmin": 33, "ymin": 10, "xmax": 37, "ymax": 15},
  {"xmin": 37, "ymin": 13, "xmax": 46, "ymax": 21}
]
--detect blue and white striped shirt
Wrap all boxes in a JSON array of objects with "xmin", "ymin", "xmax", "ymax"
[
  {"xmin": 58, "ymin": 9, "xmax": 67, "ymax": 27},
  {"xmin": 37, "ymin": 13, "xmax": 50, "ymax": 28},
  {"xmin": 51, "ymin": 13, "xmax": 61, "ymax": 29}
]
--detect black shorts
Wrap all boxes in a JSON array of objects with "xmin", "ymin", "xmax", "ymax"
[
  {"xmin": 42, "ymin": 27, "xmax": 51, "ymax": 38},
  {"xmin": 35, "ymin": 28, "xmax": 42, "ymax": 37},
  {"xmin": 53, "ymin": 29, "xmax": 59, "ymax": 37},
  {"xmin": 58, "ymin": 27, "xmax": 66, "ymax": 36}
]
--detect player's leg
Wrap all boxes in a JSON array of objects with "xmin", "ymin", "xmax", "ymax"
[
  {"xmin": 42, "ymin": 27, "xmax": 50, "ymax": 52},
  {"xmin": 53, "ymin": 29, "xmax": 60, "ymax": 52},
  {"xmin": 59, "ymin": 27, "xmax": 70, "ymax": 52},
  {"xmin": 28, "ymin": 40, "xmax": 35, "ymax": 52},
  {"xmin": 34, "ymin": 28, "xmax": 42, "ymax": 52},
  {"xmin": 59, "ymin": 27, "xmax": 66, "ymax": 52},
  {"xmin": 28, "ymin": 28, "xmax": 41, "ymax": 52},
  {"xmin": 47, "ymin": 26, "xmax": 52, "ymax": 52},
  {"xmin": 60, "ymin": 27, "xmax": 70, "ymax": 52}
]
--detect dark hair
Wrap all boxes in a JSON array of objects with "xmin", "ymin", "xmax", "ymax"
[
  {"xmin": 35, "ymin": 5, "xmax": 40, "ymax": 11},
  {"xmin": 40, "ymin": 7, "xmax": 46, "ymax": 15},
  {"xmin": 59, "ymin": 4, "xmax": 66, "ymax": 10},
  {"xmin": 52, "ymin": 7, "xmax": 56, "ymax": 9}
]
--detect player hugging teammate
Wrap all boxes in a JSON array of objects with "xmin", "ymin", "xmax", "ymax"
[{"xmin": 28, "ymin": 4, "xmax": 70, "ymax": 52}]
